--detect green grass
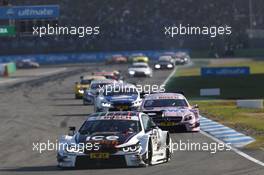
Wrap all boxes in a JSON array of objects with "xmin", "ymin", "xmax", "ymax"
[
  {"xmin": 166, "ymin": 60, "xmax": 264, "ymax": 99},
  {"xmin": 191, "ymin": 100, "xmax": 264, "ymax": 149}
]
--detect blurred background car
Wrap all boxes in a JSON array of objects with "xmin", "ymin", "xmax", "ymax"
[
  {"xmin": 16, "ymin": 59, "xmax": 40, "ymax": 69},
  {"xmin": 83, "ymin": 79, "xmax": 116, "ymax": 105},
  {"xmin": 75, "ymin": 75, "xmax": 106, "ymax": 99},
  {"xmin": 105, "ymin": 54, "xmax": 128, "ymax": 64},
  {"xmin": 174, "ymin": 52, "xmax": 190, "ymax": 65},
  {"xmin": 132, "ymin": 56, "xmax": 149, "ymax": 63},
  {"xmin": 154, "ymin": 56, "xmax": 175, "ymax": 70},
  {"xmin": 128, "ymin": 62, "xmax": 153, "ymax": 77}
]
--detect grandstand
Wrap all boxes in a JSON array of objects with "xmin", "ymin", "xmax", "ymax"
[{"xmin": 1, "ymin": 0, "xmax": 264, "ymax": 56}]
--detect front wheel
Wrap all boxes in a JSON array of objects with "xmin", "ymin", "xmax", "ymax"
[
  {"xmin": 165, "ymin": 134, "xmax": 171, "ymax": 162},
  {"xmin": 144, "ymin": 139, "xmax": 153, "ymax": 165}
]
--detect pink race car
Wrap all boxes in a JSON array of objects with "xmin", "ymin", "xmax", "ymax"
[{"xmin": 140, "ymin": 93, "xmax": 200, "ymax": 132}]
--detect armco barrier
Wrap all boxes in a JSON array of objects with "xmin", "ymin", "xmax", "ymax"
[{"xmin": 0, "ymin": 49, "xmax": 190, "ymax": 64}]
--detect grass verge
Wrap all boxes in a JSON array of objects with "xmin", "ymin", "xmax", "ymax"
[
  {"xmin": 191, "ymin": 100, "xmax": 264, "ymax": 149},
  {"xmin": 166, "ymin": 59, "xmax": 264, "ymax": 99}
]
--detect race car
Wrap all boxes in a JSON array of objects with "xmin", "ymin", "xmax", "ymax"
[
  {"xmin": 128, "ymin": 62, "xmax": 153, "ymax": 77},
  {"xmin": 74, "ymin": 75, "xmax": 106, "ymax": 99},
  {"xmin": 16, "ymin": 59, "xmax": 40, "ymax": 69},
  {"xmin": 140, "ymin": 93, "xmax": 200, "ymax": 132},
  {"xmin": 94, "ymin": 83, "xmax": 142, "ymax": 112},
  {"xmin": 132, "ymin": 56, "xmax": 149, "ymax": 63},
  {"xmin": 174, "ymin": 52, "xmax": 190, "ymax": 65},
  {"xmin": 83, "ymin": 79, "xmax": 117, "ymax": 105},
  {"xmin": 57, "ymin": 111, "xmax": 172, "ymax": 168},
  {"xmin": 93, "ymin": 71, "xmax": 122, "ymax": 81},
  {"xmin": 154, "ymin": 56, "xmax": 175, "ymax": 70},
  {"xmin": 105, "ymin": 54, "xmax": 128, "ymax": 64}
]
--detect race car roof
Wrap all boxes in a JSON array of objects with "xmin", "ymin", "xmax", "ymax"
[
  {"xmin": 93, "ymin": 71, "xmax": 118, "ymax": 76},
  {"xmin": 144, "ymin": 93, "xmax": 186, "ymax": 100},
  {"xmin": 87, "ymin": 111, "xmax": 139, "ymax": 121},
  {"xmin": 132, "ymin": 62, "xmax": 149, "ymax": 66},
  {"xmin": 82, "ymin": 75, "xmax": 106, "ymax": 80},
  {"xmin": 91, "ymin": 79, "xmax": 116, "ymax": 84},
  {"xmin": 104, "ymin": 82, "xmax": 136, "ymax": 89}
]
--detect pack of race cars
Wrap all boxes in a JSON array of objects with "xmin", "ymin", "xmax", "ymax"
[{"xmin": 58, "ymin": 52, "xmax": 196, "ymax": 168}]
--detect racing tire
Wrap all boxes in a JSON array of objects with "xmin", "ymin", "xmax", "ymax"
[
  {"xmin": 165, "ymin": 134, "xmax": 171, "ymax": 162},
  {"xmin": 144, "ymin": 139, "xmax": 153, "ymax": 166}
]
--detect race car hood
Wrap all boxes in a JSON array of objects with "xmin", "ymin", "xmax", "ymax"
[
  {"xmin": 128, "ymin": 67, "xmax": 149, "ymax": 72},
  {"xmin": 105, "ymin": 95, "xmax": 138, "ymax": 103},
  {"xmin": 76, "ymin": 131, "xmax": 137, "ymax": 145}
]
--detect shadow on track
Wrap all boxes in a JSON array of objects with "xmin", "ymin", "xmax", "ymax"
[{"xmin": 0, "ymin": 165, "xmax": 134, "ymax": 172}]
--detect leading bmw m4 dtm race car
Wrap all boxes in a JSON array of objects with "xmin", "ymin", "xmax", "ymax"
[
  {"xmin": 83, "ymin": 79, "xmax": 117, "ymax": 105},
  {"xmin": 74, "ymin": 75, "xmax": 106, "ymax": 99},
  {"xmin": 57, "ymin": 111, "xmax": 172, "ymax": 168},
  {"xmin": 140, "ymin": 93, "xmax": 200, "ymax": 132},
  {"xmin": 94, "ymin": 83, "xmax": 142, "ymax": 112}
]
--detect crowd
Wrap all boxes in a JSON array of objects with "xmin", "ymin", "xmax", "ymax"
[{"xmin": 0, "ymin": 0, "xmax": 264, "ymax": 55}]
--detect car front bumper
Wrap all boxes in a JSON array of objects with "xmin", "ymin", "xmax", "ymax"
[{"xmin": 57, "ymin": 152, "xmax": 145, "ymax": 168}]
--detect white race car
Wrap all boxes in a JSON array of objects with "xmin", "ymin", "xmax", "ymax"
[
  {"xmin": 57, "ymin": 111, "xmax": 172, "ymax": 168},
  {"xmin": 94, "ymin": 83, "xmax": 142, "ymax": 112},
  {"xmin": 140, "ymin": 93, "xmax": 200, "ymax": 132},
  {"xmin": 128, "ymin": 62, "xmax": 153, "ymax": 77},
  {"xmin": 83, "ymin": 79, "xmax": 117, "ymax": 105}
]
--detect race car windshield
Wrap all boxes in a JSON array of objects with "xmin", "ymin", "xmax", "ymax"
[
  {"xmin": 79, "ymin": 120, "xmax": 141, "ymax": 134},
  {"xmin": 91, "ymin": 83, "xmax": 110, "ymax": 89},
  {"xmin": 158, "ymin": 61, "xmax": 171, "ymax": 64},
  {"xmin": 144, "ymin": 99, "xmax": 188, "ymax": 107},
  {"xmin": 80, "ymin": 79, "xmax": 92, "ymax": 85},
  {"xmin": 131, "ymin": 65, "xmax": 147, "ymax": 68},
  {"xmin": 104, "ymin": 88, "xmax": 138, "ymax": 96}
]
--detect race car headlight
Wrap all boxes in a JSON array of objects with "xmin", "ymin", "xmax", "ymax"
[
  {"xmin": 102, "ymin": 102, "xmax": 111, "ymax": 107},
  {"xmin": 144, "ymin": 70, "xmax": 151, "ymax": 74},
  {"xmin": 184, "ymin": 115, "xmax": 193, "ymax": 121},
  {"xmin": 122, "ymin": 142, "xmax": 141, "ymax": 153},
  {"xmin": 167, "ymin": 64, "xmax": 173, "ymax": 68},
  {"xmin": 132, "ymin": 100, "xmax": 142, "ymax": 107},
  {"xmin": 155, "ymin": 64, "xmax": 161, "ymax": 69},
  {"xmin": 78, "ymin": 89, "xmax": 84, "ymax": 94},
  {"xmin": 129, "ymin": 70, "xmax": 135, "ymax": 75}
]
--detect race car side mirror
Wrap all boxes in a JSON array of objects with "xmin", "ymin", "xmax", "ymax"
[
  {"xmin": 193, "ymin": 104, "xmax": 199, "ymax": 109},
  {"xmin": 68, "ymin": 126, "xmax": 76, "ymax": 136}
]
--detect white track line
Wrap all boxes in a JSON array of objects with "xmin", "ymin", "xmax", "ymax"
[
  {"xmin": 161, "ymin": 67, "xmax": 177, "ymax": 86},
  {"xmin": 162, "ymin": 65, "xmax": 264, "ymax": 167},
  {"xmin": 201, "ymin": 130, "xmax": 264, "ymax": 167}
]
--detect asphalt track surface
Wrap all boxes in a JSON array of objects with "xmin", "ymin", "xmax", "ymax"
[{"xmin": 0, "ymin": 64, "xmax": 263, "ymax": 175}]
